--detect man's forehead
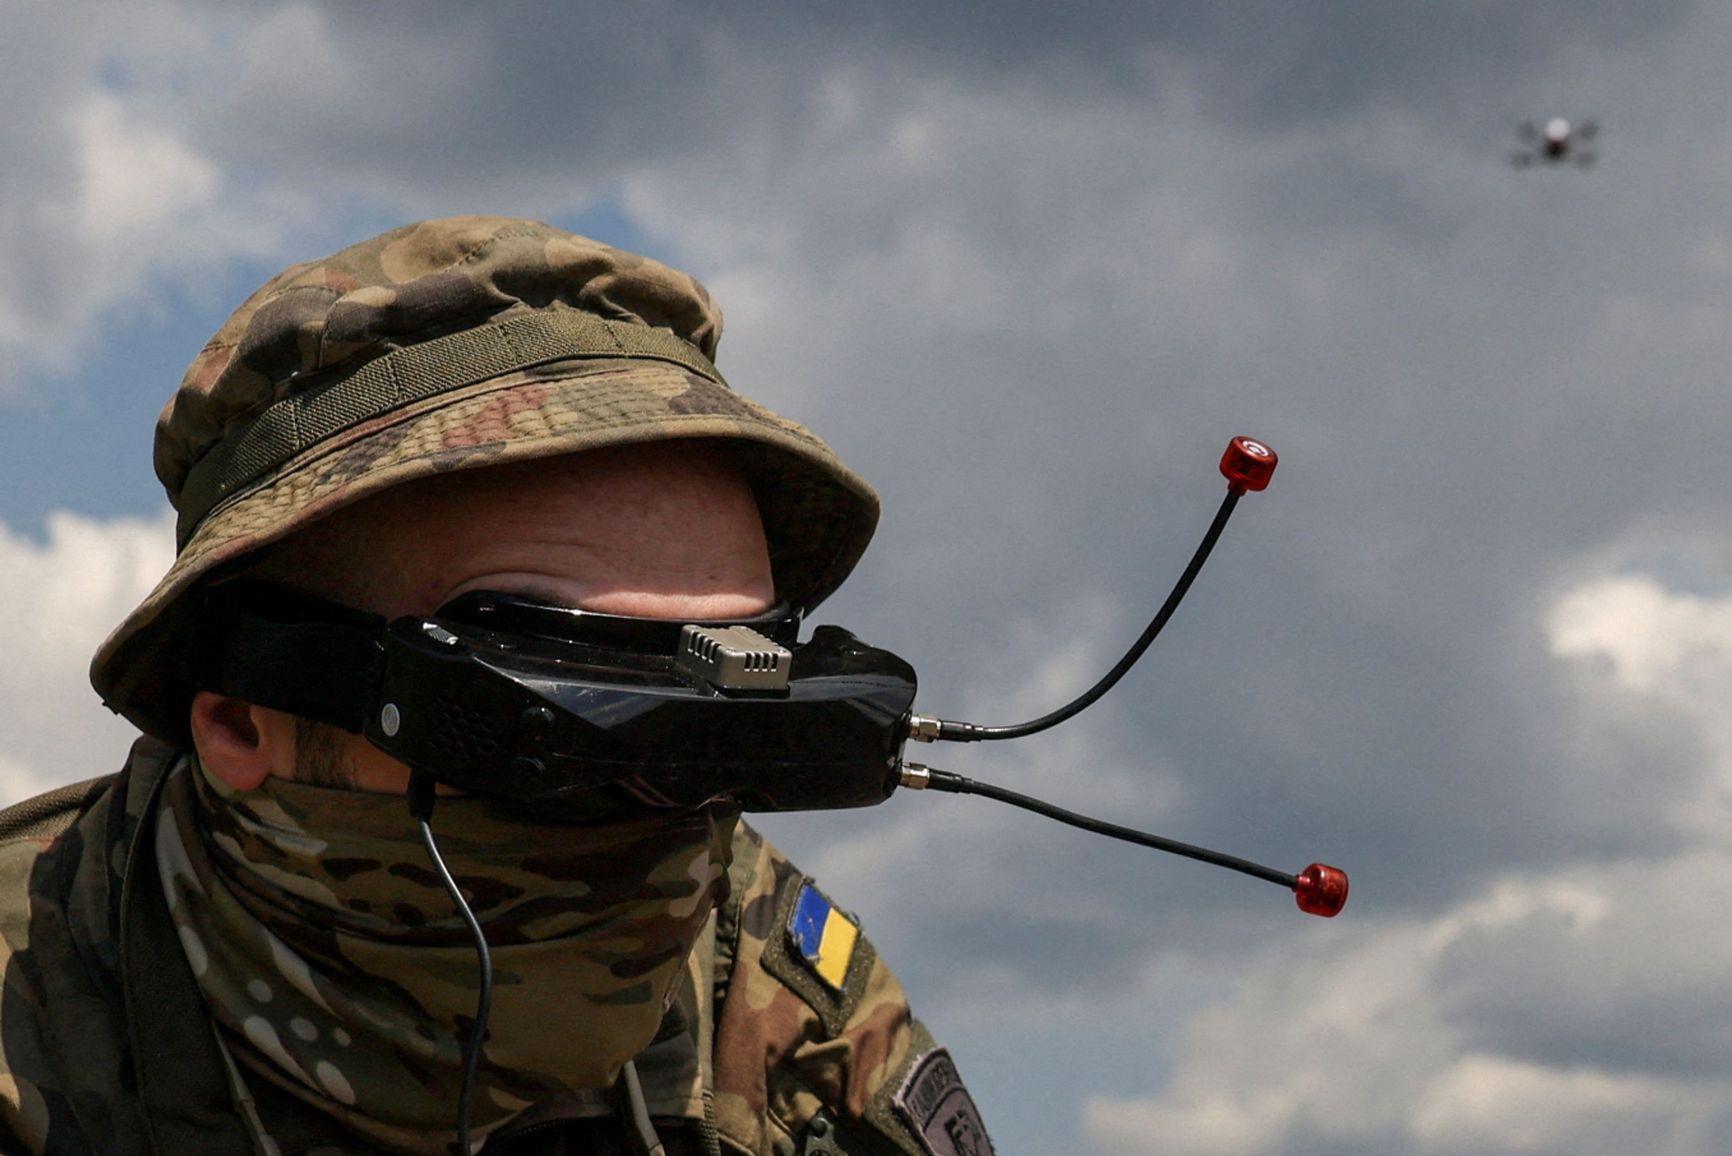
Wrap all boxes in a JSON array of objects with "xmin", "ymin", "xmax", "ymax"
[{"xmin": 255, "ymin": 441, "xmax": 773, "ymax": 617}]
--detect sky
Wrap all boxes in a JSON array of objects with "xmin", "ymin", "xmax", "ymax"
[{"xmin": 5, "ymin": 2, "xmax": 1732, "ymax": 1152}]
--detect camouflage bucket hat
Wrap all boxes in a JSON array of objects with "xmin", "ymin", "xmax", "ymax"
[{"xmin": 91, "ymin": 216, "xmax": 879, "ymax": 743}]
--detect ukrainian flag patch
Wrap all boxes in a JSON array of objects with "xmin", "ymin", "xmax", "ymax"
[{"xmin": 788, "ymin": 883, "xmax": 859, "ymax": 992}]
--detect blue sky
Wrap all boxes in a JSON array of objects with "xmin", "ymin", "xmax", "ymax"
[{"xmin": 7, "ymin": 2, "xmax": 1732, "ymax": 1152}]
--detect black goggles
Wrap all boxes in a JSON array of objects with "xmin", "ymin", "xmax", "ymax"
[{"xmin": 189, "ymin": 580, "xmax": 917, "ymax": 813}]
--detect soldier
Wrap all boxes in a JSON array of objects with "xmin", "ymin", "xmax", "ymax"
[{"xmin": 0, "ymin": 217, "xmax": 993, "ymax": 1155}]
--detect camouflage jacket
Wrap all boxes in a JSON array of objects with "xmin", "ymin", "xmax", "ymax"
[{"xmin": 0, "ymin": 737, "xmax": 988, "ymax": 1156}]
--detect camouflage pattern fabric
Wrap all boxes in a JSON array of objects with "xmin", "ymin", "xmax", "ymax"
[
  {"xmin": 711, "ymin": 825, "xmax": 937, "ymax": 1156},
  {"xmin": 90, "ymin": 217, "xmax": 880, "ymax": 747},
  {"xmin": 154, "ymin": 758, "xmax": 736, "ymax": 1152},
  {"xmin": 0, "ymin": 739, "xmax": 958, "ymax": 1155}
]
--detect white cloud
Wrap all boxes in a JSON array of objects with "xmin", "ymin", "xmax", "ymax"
[
  {"xmin": 1081, "ymin": 569, "xmax": 1732, "ymax": 1155},
  {"xmin": 1550, "ymin": 573, "xmax": 1732, "ymax": 841},
  {"xmin": 1549, "ymin": 574, "xmax": 1732, "ymax": 699},
  {"xmin": 1084, "ymin": 916, "xmax": 1453, "ymax": 1154},
  {"xmin": 0, "ymin": 509, "xmax": 175, "ymax": 804},
  {"xmin": 0, "ymin": 3, "xmax": 302, "ymax": 380},
  {"xmin": 1085, "ymin": 855, "xmax": 1732, "ymax": 1155},
  {"xmin": 73, "ymin": 91, "xmax": 220, "ymax": 244},
  {"xmin": 1410, "ymin": 1056, "xmax": 1705, "ymax": 1153}
]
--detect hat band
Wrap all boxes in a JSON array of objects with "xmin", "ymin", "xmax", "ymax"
[{"xmin": 176, "ymin": 310, "xmax": 729, "ymax": 547}]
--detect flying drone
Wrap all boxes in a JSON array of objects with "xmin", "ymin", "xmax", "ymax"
[{"xmin": 1512, "ymin": 117, "xmax": 1598, "ymax": 168}]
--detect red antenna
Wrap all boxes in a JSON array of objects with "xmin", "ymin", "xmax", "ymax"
[
  {"xmin": 1220, "ymin": 436, "xmax": 1278, "ymax": 493},
  {"xmin": 1294, "ymin": 863, "xmax": 1350, "ymax": 917}
]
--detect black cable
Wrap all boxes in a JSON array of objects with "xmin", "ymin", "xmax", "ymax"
[
  {"xmin": 917, "ymin": 766, "xmax": 1296, "ymax": 889},
  {"xmin": 930, "ymin": 490, "xmax": 1241, "ymax": 742},
  {"xmin": 410, "ymin": 772, "xmax": 494, "ymax": 1156}
]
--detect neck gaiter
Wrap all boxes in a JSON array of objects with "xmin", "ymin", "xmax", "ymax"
[{"xmin": 156, "ymin": 758, "xmax": 735, "ymax": 1153}]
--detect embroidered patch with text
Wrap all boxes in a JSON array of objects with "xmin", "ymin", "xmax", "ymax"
[{"xmin": 892, "ymin": 1047, "xmax": 997, "ymax": 1156}]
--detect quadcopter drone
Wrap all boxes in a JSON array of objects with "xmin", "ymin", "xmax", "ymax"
[{"xmin": 1512, "ymin": 117, "xmax": 1598, "ymax": 168}]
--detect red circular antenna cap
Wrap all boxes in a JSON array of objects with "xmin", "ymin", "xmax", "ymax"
[
  {"xmin": 1220, "ymin": 437, "xmax": 1278, "ymax": 493},
  {"xmin": 1294, "ymin": 863, "xmax": 1348, "ymax": 917}
]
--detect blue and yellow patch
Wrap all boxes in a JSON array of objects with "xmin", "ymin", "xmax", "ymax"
[{"xmin": 788, "ymin": 883, "xmax": 859, "ymax": 991}]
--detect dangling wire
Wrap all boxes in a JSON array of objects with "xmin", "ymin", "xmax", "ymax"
[
  {"xmin": 410, "ymin": 771, "xmax": 495, "ymax": 1155},
  {"xmin": 621, "ymin": 1060, "xmax": 668, "ymax": 1156}
]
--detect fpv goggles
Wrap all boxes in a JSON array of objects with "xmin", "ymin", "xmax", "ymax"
[{"xmin": 191, "ymin": 580, "xmax": 917, "ymax": 815}]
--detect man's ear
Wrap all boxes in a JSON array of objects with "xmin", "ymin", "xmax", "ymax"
[{"xmin": 189, "ymin": 691, "xmax": 290, "ymax": 791}]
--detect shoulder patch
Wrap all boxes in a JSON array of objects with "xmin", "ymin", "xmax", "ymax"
[
  {"xmin": 788, "ymin": 883, "xmax": 859, "ymax": 991},
  {"xmin": 892, "ymin": 1048, "xmax": 997, "ymax": 1156},
  {"xmin": 759, "ymin": 875, "xmax": 877, "ymax": 1035}
]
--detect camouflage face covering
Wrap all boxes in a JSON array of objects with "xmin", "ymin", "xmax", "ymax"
[{"xmin": 155, "ymin": 759, "xmax": 737, "ymax": 1153}]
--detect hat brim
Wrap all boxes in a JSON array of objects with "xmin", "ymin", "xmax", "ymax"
[{"xmin": 91, "ymin": 357, "xmax": 878, "ymax": 743}]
